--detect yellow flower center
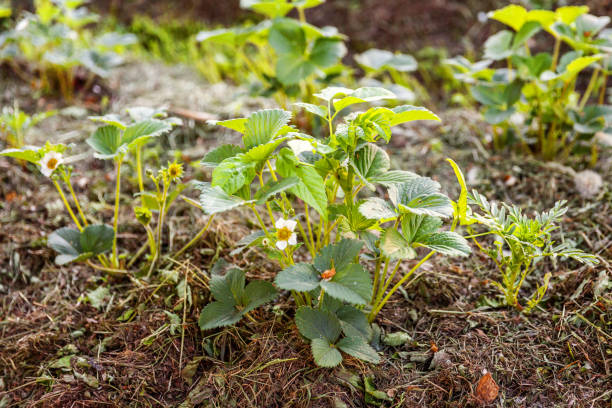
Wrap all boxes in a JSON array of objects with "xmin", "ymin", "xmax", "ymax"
[
  {"xmin": 47, "ymin": 158, "xmax": 58, "ymax": 169},
  {"xmin": 277, "ymin": 227, "xmax": 292, "ymax": 241}
]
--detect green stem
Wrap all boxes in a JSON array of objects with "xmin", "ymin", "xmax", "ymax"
[
  {"xmin": 136, "ymin": 146, "xmax": 144, "ymax": 194},
  {"xmin": 376, "ymin": 260, "xmax": 403, "ymax": 305},
  {"xmin": 369, "ymin": 251, "xmax": 435, "ymax": 321},
  {"xmin": 174, "ymin": 215, "xmax": 215, "ymax": 259},
  {"xmin": 156, "ymin": 179, "xmax": 169, "ymax": 258},
  {"xmin": 579, "ymin": 68, "xmax": 599, "ymax": 110},
  {"xmin": 64, "ymin": 175, "xmax": 88, "ymax": 227},
  {"xmin": 250, "ymin": 205, "xmax": 269, "ymax": 235},
  {"xmin": 53, "ymin": 179, "xmax": 82, "ymax": 231},
  {"xmin": 374, "ymin": 258, "xmax": 391, "ymax": 304},
  {"xmin": 112, "ymin": 159, "xmax": 123, "ymax": 267},
  {"xmin": 304, "ymin": 203, "xmax": 316, "ymax": 254},
  {"xmin": 371, "ymin": 256, "xmax": 383, "ymax": 303},
  {"xmin": 551, "ymin": 36, "xmax": 561, "ymax": 71}
]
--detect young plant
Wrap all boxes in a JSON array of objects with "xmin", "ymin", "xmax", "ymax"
[
  {"xmin": 0, "ymin": 103, "xmax": 56, "ymax": 149},
  {"xmin": 193, "ymin": 86, "xmax": 471, "ymax": 366},
  {"xmin": 448, "ymin": 160, "xmax": 599, "ymax": 312},
  {"xmin": 0, "ymin": 142, "xmax": 115, "ymax": 270},
  {"xmin": 86, "ymin": 108, "xmax": 178, "ymax": 268},
  {"xmin": 447, "ymin": 4, "xmax": 612, "ymax": 161},
  {"xmin": 1, "ymin": 0, "xmax": 136, "ymax": 100},
  {"xmin": 0, "ymin": 107, "xmax": 205, "ymax": 277},
  {"xmin": 354, "ymin": 48, "xmax": 425, "ymax": 103},
  {"xmin": 195, "ymin": 0, "xmax": 347, "ymax": 104}
]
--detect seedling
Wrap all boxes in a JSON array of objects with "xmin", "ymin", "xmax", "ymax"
[{"xmin": 0, "ymin": 103, "xmax": 56, "ymax": 149}]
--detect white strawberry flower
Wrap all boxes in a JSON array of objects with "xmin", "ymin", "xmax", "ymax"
[
  {"xmin": 275, "ymin": 218, "xmax": 297, "ymax": 250},
  {"xmin": 38, "ymin": 151, "xmax": 63, "ymax": 178}
]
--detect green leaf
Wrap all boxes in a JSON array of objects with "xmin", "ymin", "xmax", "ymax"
[
  {"xmin": 193, "ymin": 181, "xmax": 252, "ymax": 214},
  {"xmin": 471, "ymin": 85, "xmax": 505, "ymax": 107},
  {"xmin": 311, "ymin": 338, "xmax": 343, "ymax": 367},
  {"xmin": 242, "ymin": 280, "xmax": 278, "ymax": 313},
  {"xmin": 269, "ymin": 18, "xmax": 306, "ymax": 55},
  {"xmin": 293, "ymin": 102, "xmax": 328, "ymax": 119},
  {"xmin": 484, "ymin": 107, "xmax": 516, "ymax": 125},
  {"xmin": 89, "ymin": 114, "xmax": 126, "ymax": 129},
  {"xmin": 86, "ymin": 125, "xmax": 123, "ymax": 159},
  {"xmin": 314, "ymin": 86, "xmax": 354, "ymax": 102},
  {"xmin": 402, "ymin": 213, "xmax": 443, "ymax": 244},
  {"xmin": 48, "ymin": 225, "xmax": 114, "ymax": 265},
  {"xmin": 254, "ymin": 177, "xmax": 300, "ymax": 204},
  {"xmin": 355, "ymin": 48, "xmax": 417, "ymax": 72},
  {"xmin": 369, "ymin": 170, "xmax": 419, "ymax": 187},
  {"xmin": 295, "ymin": 306, "xmax": 342, "ymax": 342},
  {"xmin": 513, "ymin": 21, "xmax": 541, "ymax": 48},
  {"xmin": 483, "ymin": 30, "xmax": 514, "ymax": 60},
  {"xmin": 389, "ymin": 178, "xmax": 453, "ymax": 218},
  {"xmin": 276, "ymin": 149, "xmax": 328, "ymax": 219},
  {"xmin": 489, "ymin": 4, "xmax": 528, "ymax": 31},
  {"xmin": 336, "ymin": 336, "xmax": 380, "ymax": 364},
  {"xmin": 242, "ymin": 139, "xmax": 286, "ymax": 165},
  {"xmin": 389, "ymin": 105, "xmax": 440, "ymax": 126},
  {"xmin": 380, "ymin": 229, "xmax": 416, "ymax": 260},
  {"xmin": 210, "ymin": 267, "xmax": 245, "ymax": 304},
  {"xmin": 200, "ymin": 145, "xmax": 243, "ymax": 168},
  {"xmin": 208, "ymin": 118, "xmax": 247, "ymax": 133},
  {"xmin": 352, "ymin": 144, "xmax": 390, "ymax": 188},
  {"xmin": 122, "ymin": 120, "xmax": 173, "ymax": 148},
  {"xmin": 333, "ymin": 87, "xmax": 396, "ymax": 113},
  {"xmin": 359, "ymin": 197, "xmax": 397, "ymax": 221},
  {"xmin": 243, "ymin": 109, "xmax": 292, "ymax": 149},
  {"xmin": 276, "ymin": 54, "xmax": 317, "ymax": 85},
  {"xmin": 314, "ymin": 239, "xmax": 364, "ymax": 273},
  {"xmin": 322, "ymin": 263, "xmax": 372, "ymax": 305},
  {"xmin": 275, "ymin": 263, "xmax": 321, "ymax": 292},
  {"xmin": 242, "ymin": 0, "xmax": 294, "ymax": 18},
  {"xmin": 336, "ymin": 306, "xmax": 372, "ymax": 340},
  {"xmin": 198, "ymin": 301, "xmax": 242, "ymax": 330},
  {"xmin": 422, "ymin": 231, "xmax": 471, "ymax": 256},
  {"xmin": 0, "ymin": 146, "xmax": 41, "ymax": 164},
  {"xmin": 310, "ymin": 37, "xmax": 346, "ymax": 68},
  {"xmin": 212, "ymin": 155, "xmax": 257, "ymax": 195},
  {"xmin": 80, "ymin": 224, "xmax": 114, "ymax": 255}
]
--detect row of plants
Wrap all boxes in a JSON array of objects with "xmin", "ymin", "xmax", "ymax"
[
  {"xmin": 0, "ymin": 0, "xmax": 136, "ymax": 101},
  {"xmin": 0, "ymin": 86, "xmax": 598, "ymax": 368},
  {"xmin": 447, "ymin": 4, "xmax": 612, "ymax": 161}
]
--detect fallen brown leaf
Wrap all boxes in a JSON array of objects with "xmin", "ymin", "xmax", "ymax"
[{"xmin": 475, "ymin": 372, "xmax": 499, "ymax": 404}]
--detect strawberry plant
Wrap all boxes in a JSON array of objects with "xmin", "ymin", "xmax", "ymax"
[
  {"xmin": 0, "ymin": 0, "xmax": 136, "ymax": 100},
  {"xmin": 0, "ymin": 102, "xmax": 56, "ymax": 149},
  {"xmin": 195, "ymin": 0, "xmax": 347, "ymax": 104},
  {"xmin": 194, "ymin": 86, "xmax": 472, "ymax": 366},
  {"xmin": 447, "ymin": 4, "xmax": 612, "ymax": 162},
  {"xmin": 0, "ymin": 107, "xmax": 215, "ymax": 275}
]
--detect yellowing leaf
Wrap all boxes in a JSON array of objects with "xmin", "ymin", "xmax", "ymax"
[{"xmin": 489, "ymin": 5, "xmax": 528, "ymax": 32}]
